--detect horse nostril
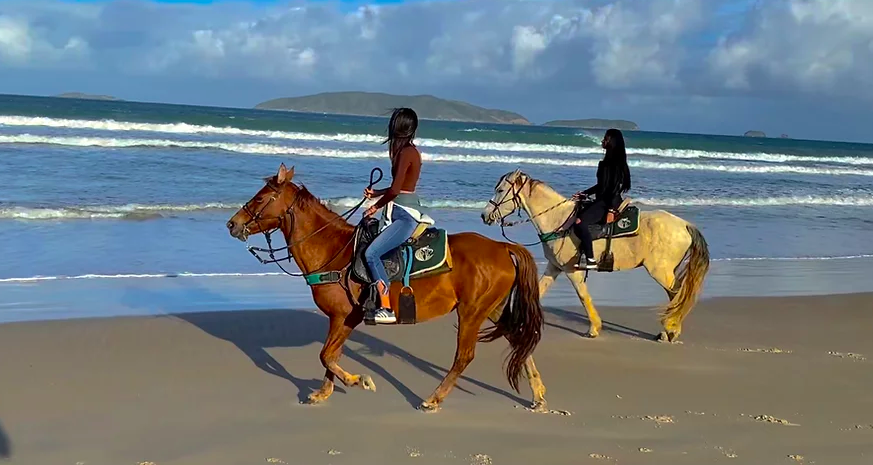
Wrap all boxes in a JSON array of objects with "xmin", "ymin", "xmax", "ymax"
[{"xmin": 226, "ymin": 221, "xmax": 234, "ymax": 230}]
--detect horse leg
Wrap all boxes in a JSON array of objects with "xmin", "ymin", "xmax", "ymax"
[
  {"xmin": 647, "ymin": 265, "xmax": 682, "ymax": 343},
  {"xmin": 565, "ymin": 270, "xmax": 602, "ymax": 338},
  {"xmin": 419, "ymin": 310, "xmax": 486, "ymax": 412},
  {"xmin": 523, "ymin": 355, "xmax": 547, "ymax": 411},
  {"xmin": 307, "ymin": 310, "xmax": 375, "ymax": 404},
  {"xmin": 538, "ymin": 262, "xmax": 561, "ymax": 297}
]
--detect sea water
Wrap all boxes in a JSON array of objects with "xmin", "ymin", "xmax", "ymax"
[{"xmin": 1, "ymin": 94, "xmax": 872, "ymax": 323}]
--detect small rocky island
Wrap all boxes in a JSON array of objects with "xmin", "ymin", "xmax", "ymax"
[
  {"xmin": 56, "ymin": 92, "xmax": 121, "ymax": 101},
  {"xmin": 542, "ymin": 119, "xmax": 639, "ymax": 130},
  {"xmin": 255, "ymin": 91, "xmax": 530, "ymax": 125},
  {"xmin": 744, "ymin": 130, "xmax": 766, "ymax": 138}
]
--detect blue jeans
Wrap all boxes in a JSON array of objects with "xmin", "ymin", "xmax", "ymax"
[{"xmin": 364, "ymin": 206, "xmax": 419, "ymax": 289}]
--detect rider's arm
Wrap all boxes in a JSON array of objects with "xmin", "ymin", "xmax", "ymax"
[
  {"xmin": 370, "ymin": 150, "xmax": 412, "ymax": 210},
  {"xmin": 580, "ymin": 162, "xmax": 603, "ymax": 196}
]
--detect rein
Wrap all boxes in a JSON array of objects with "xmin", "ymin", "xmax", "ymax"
[
  {"xmin": 489, "ymin": 173, "xmax": 572, "ymax": 247},
  {"xmin": 243, "ymin": 168, "xmax": 383, "ymax": 279}
]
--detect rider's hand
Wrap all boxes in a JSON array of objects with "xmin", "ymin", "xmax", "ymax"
[
  {"xmin": 363, "ymin": 187, "xmax": 375, "ymax": 199},
  {"xmin": 571, "ymin": 191, "xmax": 585, "ymax": 201},
  {"xmin": 364, "ymin": 206, "xmax": 378, "ymax": 217}
]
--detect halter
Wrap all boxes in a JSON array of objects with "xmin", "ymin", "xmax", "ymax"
[
  {"xmin": 487, "ymin": 170, "xmax": 573, "ymax": 247},
  {"xmin": 241, "ymin": 168, "xmax": 383, "ymax": 278}
]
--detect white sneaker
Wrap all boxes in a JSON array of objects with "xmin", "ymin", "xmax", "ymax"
[
  {"xmin": 374, "ymin": 309, "xmax": 397, "ymax": 324},
  {"xmin": 575, "ymin": 258, "xmax": 598, "ymax": 270}
]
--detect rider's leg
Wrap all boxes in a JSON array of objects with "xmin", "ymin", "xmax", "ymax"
[
  {"xmin": 363, "ymin": 207, "xmax": 419, "ymax": 324},
  {"xmin": 571, "ymin": 201, "xmax": 606, "ymax": 270}
]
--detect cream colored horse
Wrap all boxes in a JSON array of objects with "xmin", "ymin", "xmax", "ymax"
[{"xmin": 481, "ymin": 169, "xmax": 710, "ymax": 342}]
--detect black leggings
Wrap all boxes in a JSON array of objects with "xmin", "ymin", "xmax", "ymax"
[{"xmin": 570, "ymin": 200, "xmax": 607, "ymax": 259}]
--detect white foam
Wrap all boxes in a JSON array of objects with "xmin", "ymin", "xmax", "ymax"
[
  {"xmin": 0, "ymin": 271, "xmax": 286, "ymax": 283},
  {"xmin": 6, "ymin": 115, "xmax": 873, "ymax": 165},
  {"xmin": 324, "ymin": 196, "xmax": 488, "ymax": 210},
  {"xmin": 635, "ymin": 195, "xmax": 873, "ymax": 207},
  {"xmin": 0, "ymin": 203, "xmax": 237, "ymax": 220},
  {"xmin": 4, "ymin": 256, "xmax": 873, "ymax": 283},
  {"xmin": 0, "ymin": 115, "xmax": 589, "ymax": 154},
  {"xmin": 712, "ymin": 254, "xmax": 873, "ymax": 262},
  {"xmin": 631, "ymin": 147, "xmax": 873, "ymax": 166},
  {"xmin": 4, "ymin": 133, "xmax": 873, "ymax": 177}
]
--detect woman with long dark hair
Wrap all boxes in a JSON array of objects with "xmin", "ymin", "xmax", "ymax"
[
  {"xmin": 559, "ymin": 128, "xmax": 632, "ymax": 270},
  {"xmin": 362, "ymin": 107, "xmax": 431, "ymax": 324}
]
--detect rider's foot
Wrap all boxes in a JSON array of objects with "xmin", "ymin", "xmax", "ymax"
[
  {"xmin": 374, "ymin": 281, "xmax": 396, "ymax": 324},
  {"xmin": 374, "ymin": 308, "xmax": 397, "ymax": 324},
  {"xmin": 574, "ymin": 257, "xmax": 598, "ymax": 270}
]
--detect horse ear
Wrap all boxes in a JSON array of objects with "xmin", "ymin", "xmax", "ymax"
[{"xmin": 276, "ymin": 163, "xmax": 295, "ymax": 184}]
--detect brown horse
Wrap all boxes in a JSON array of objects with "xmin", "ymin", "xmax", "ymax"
[{"xmin": 225, "ymin": 163, "xmax": 547, "ymax": 412}]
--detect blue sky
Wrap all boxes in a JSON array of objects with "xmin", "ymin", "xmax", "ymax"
[{"xmin": 1, "ymin": 0, "xmax": 872, "ymax": 141}]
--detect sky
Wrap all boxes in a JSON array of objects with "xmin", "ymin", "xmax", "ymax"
[{"xmin": 1, "ymin": 0, "xmax": 872, "ymax": 142}]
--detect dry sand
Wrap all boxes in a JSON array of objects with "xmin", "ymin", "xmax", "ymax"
[{"xmin": 1, "ymin": 293, "xmax": 873, "ymax": 464}]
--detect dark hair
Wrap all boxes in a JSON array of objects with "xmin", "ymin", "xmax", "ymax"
[
  {"xmin": 383, "ymin": 107, "xmax": 418, "ymax": 161},
  {"xmin": 602, "ymin": 128, "xmax": 631, "ymax": 193}
]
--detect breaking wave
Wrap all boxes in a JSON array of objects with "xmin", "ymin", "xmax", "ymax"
[
  {"xmin": 4, "ymin": 254, "xmax": 873, "ymax": 283},
  {"xmin": 0, "ymin": 203, "xmax": 237, "ymax": 220},
  {"xmin": 2, "ymin": 194, "xmax": 872, "ymax": 222},
  {"xmin": 3, "ymin": 133, "xmax": 873, "ymax": 177},
  {"xmin": 4, "ymin": 115, "xmax": 873, "ymax": 165}
]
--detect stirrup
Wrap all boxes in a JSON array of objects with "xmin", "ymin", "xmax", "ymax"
[{"xmin": 574, "ymin": 257, "xmax": 598, "ymax": 270}]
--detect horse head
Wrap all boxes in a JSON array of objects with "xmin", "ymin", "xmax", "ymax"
[
  {"xmin": 226, "ymin": 163, "xmax": 297, "ymax": 241},
  {"xmin": 481, "ymin": 168, "xmax": 530, "ymax": 225}
]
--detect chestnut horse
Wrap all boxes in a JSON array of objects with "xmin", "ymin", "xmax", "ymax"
[{"xmin": 226, "ymin": 164, "xmax": 547, "ymax": 412}]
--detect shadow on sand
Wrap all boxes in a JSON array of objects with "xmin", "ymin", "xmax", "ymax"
[
  {"xmin": 0, "ymin": 420, "xmax": 10, "ymax": 460},
  {"xmin": 121, "ymin": 284, "xmax": 528, "ymax": 409},
  {"xmin": 544, "ymin": 306, "xmax": 657, "ymax": 340}
]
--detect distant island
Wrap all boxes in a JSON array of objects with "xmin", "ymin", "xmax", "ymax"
[
  {"xmin": 56, "ymin": 92, "xmax": 121, "ymax": 101},
  {"xmin": 543, "ymin": 119, "xmax": 639, "ymax": 130},
  {"xmin": 744, "ymin": 130, "xmax": 766, "ymax": 138},
  {"xmin": 255, "ymin": 91, "xmax": 530, "ymax": 125}
]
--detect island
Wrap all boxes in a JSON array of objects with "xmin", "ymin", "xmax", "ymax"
[
  {"xmin": 542, "ymin": 119, "xmax": 639, "ymax": 130},
  {"xmin": 744, "ymin": 130, "xmax": 766, "ymax": 138},
  {"xmin": 55, "ymin": 92, "xmax": 121, "ymax": 101},
  {"xmin": 255, "ymin": 91, "xmax": 530, "ymax": 125}
]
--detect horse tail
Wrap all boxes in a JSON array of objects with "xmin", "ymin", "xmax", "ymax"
[
  {"xmin": 479, "ymin": 244, "xmax": 544, "ymax": 393},
  {"xmin": 660, "ymin": 223, "xmax": 710, "ymax": 326}
]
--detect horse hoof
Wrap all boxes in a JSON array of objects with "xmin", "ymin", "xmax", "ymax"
[
  {"xmin": 360, "ymin": 375, "xmax": 377, "ymax": 392},
  {"xmin": 657, "ymin": 331, "xmax": 680, "ymax": 343},
  {"xmin": 419, "ymin": 401, "xmax": 440, "ymax": 413},
  {"xmin": 305, "ymin": 393, "xmax": 327, "ymax": 404},
  {"xmin": 530, "ymin": 400, "xmax": 549, "ymax": 413},
  {"xmin": 584, "ymin": 331, "xmax": 600, "ymax": 339}
]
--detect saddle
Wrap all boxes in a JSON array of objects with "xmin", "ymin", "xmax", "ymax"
[
  {"xmin": 350, "ymin": 217, "xmax": 454, "ymax": 324},
  {"xmin": 588, "ymin": 197, "xmax": 640, "ymax": 241},
  {"xmin": 539, "ymin": 197, "xmax": 641, "ymax": 274}
]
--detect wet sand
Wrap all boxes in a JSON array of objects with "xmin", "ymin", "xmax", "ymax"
[{"xmin": 1, "ymin": 293, "xmax": 872, "ymax": 464}]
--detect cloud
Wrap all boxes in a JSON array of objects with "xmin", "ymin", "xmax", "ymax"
[
  {"xmin": 708, "ymin": 0, "xmax": 873, "ymax": 99},
  {"xmin": 0, "ymin": 0, "xmax": 871, "ymax": 140},
  {"xmin": 0, "ymin": 14, "xmax": 89, "ymax": 66}
]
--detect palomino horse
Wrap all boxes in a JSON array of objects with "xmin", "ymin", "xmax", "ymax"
[
  {"xmin": 226, "ymin": 164, "xmax": 547, "ymax": 412},
  {"xmin": 481, "ymin": 169, "xmax": 710, "ymax": 343}
]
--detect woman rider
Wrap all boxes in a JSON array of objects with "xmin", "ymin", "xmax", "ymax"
[
  {"xmin": 362, "ymin": 107, "xmax": 430, "ymax": 324},
  {"xmin": 558, "ymin": 128, "xmax": 632, "ymax": 270}
]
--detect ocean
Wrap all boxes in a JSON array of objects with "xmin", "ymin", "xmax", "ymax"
[{"xmin": 1, "ymin": 93, "xmax": 872, "ymax": 324}]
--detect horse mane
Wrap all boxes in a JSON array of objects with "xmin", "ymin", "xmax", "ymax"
[
  {"xmin": 290, "ymin": 183, "xmax": 356, "ymax": 234},
  {"xmin": 521, "ymin": 174, "xmax": 565, "ymax": 200}
]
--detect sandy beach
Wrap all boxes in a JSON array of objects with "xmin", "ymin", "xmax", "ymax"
[{"xmin": 1, "ymin": 292, "xmax": 872, "ymax": 465}]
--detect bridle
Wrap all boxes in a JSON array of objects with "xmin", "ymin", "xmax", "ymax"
[
  {"xmin": 240, "ymin": 168, "xmax": 383, "ymax": 278},
  {"xmin": 486, "ymin": 171, "xmax": 573, "ymax": 247}
]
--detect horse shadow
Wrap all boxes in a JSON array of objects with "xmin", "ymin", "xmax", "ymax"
[
  {"xmin": 544, "ymin": 306, "xmax": 657, "ymax": 340},
  {"xmin": 0, "ymin": 420, "xmax": 10, "ymax": 459},
  {"xmin": 120, "ymin": 283, "xmax": 528, "ymax": 408}
]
